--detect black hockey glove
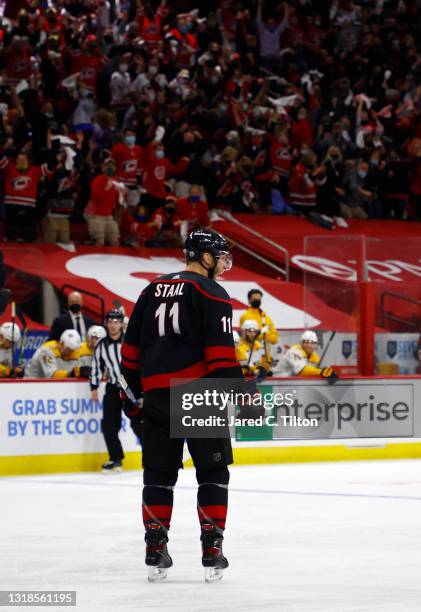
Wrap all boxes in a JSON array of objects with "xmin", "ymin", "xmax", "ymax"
[
  {"xmin": 321, "ymin": 367, "xmax": 339, "ymax": 384},
  {"xmin": 120, "ymin": 389, "xmax": 143, "ymax": 419},
  {"xmin": 70, "ymin": 366, "xmax": 91, "ymax": 378},
  {"xmin": 255, "ymin": 366, "xmax": 268, "ymax": 383}
]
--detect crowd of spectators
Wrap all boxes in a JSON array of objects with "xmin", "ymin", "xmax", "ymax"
[{"xmin": 0, "ymin": 0, "xmax": 420, "ymax": 245}]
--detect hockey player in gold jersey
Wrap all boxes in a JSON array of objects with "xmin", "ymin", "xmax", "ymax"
[{"xmin": 235, "ymin": 320, "xmax": 271, "ymax": 380}]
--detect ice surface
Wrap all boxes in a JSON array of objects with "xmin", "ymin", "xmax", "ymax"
[{"xmin": 1, "ymin": 460, "xmax": 421, "ymax": 612}]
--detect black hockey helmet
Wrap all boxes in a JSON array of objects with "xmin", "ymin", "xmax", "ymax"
[
  {"xmin": 184, "ymin": 228, "xmax": 232, "ymax": 278},
  {"xmin": 106, "ymin": 309, "xmax": 124, "ymax": 322}
]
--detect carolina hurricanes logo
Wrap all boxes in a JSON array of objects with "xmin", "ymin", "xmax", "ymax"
[
  {"xmin": 122, "ymin": 160, "xmax": 138, "ymax": 173},
  {"xmin": 12, "ymin": 176, "xmax": 32, "ymax": 190},
  {"xmin": 58, "ymin": 178, "xmax": 72, "ymax": 192},
  {"xmin": 154, "ymin": 166, "xmax": 165, "ymax": 180},
  {"xmin": 276, "ymin": 149, "xmax": 291, "ymax": 160},
  {"xmin": 13, "ymin": 59, "xmax": 29, "ymax": 73},
  {"xmin": 82, "ymin": 67, "xmax": 95, "ymax": 78},
  {"xmin": 146, "ymin": 25, "xmax": 159, "ymax": 34}
]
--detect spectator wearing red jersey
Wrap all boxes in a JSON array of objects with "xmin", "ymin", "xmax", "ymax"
[
  {"xmin": 76, "ymin": 35, "xmax": 105, "ymax": 93},
  {"xmin": 176, "ymin": 185, "xmax": 210, "ymax": 241},
  {"xmin": 0, "ymin": 146, "xmax": 53, "ymax": 242},
  {"xmin": 84, "ymin": 159, "xmax": 123, "ymax": 246},
  {"xmin": 142, "ymin": 135, "xmax": 190, "ymax": 211},
  {"xmin": 270, "ymin": 129, "xmax": 292, "ymax": 196},
  {"xmin": 289, "ymin": 152, "xmax": 325, "ymax": 213},
  {"xmin": 112, "ymin": 129, "xmax": 143, "ymax": 208},
  {"xmin": 166, "ymin": 14, "xmax": 198, "ymax": 70},
  {"xmin": 137, "ymin": 1, "xmax": 167, "ymax": 51},
  {"xmin": 3, "ymin": 36, "xmax": 33, "ymax": 86},
  {"xmin": 120, "ymin": 203, "xmax": 155, "ymax": 247},
  {"xmin": 290, "ymin": 108, "xmax": 314, "ymax": 152}
]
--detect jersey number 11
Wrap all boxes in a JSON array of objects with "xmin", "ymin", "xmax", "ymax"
[{"xmin": 155, "ymin": 303, "xmax": 180, "ymax": 336}]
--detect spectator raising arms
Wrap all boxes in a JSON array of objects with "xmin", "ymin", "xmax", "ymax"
[{"xmin": 0, "ymin": 0, "xmax": 419, "ymax": 240}]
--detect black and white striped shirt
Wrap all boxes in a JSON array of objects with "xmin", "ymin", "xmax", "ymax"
[{"xmin": 90, "ymin": 334, "xmax": 123, "ymax": 390}]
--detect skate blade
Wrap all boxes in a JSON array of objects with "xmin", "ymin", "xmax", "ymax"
[
  {"xmin": 101, "ymin": 468, "xmax": 122, "ymax": 474},
  {"xmin": 205, "ymin": 567, "xmax": 224, "ymax": 582},
  {"xmin": 148, "ymin": 566, "xmax": 169, "ymax": 582}
]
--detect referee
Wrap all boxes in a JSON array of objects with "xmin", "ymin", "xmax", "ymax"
[{"xmin": 90, "ymin": 309, "xmax": 142, "ymax": 472}]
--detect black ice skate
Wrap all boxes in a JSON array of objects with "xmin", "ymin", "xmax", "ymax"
[
  {"xmin": 101, "ymin": 460, "xmax": 122, "ymax": 473},
  {"xmin": 201, "ymin": 523, "xmax": 229, "ymax": 582},
  {"xmin": 145, "ymin": 523, "xmax": 173, "ymax": 582}
]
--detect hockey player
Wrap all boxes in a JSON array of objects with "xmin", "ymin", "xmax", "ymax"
[
  {"xmin": 86, "ymin": 325, "xmax": 107, "ymax": 352},
  {"xmin": 120, "ymin": 228, "xmax": 247, "ymax": 582},
  {"xmin": 78, "ymin": 325, "xmax": 107, "ymax": 369},
  {"xmin": 235, "ymin": 320, "xmax": 271, "ymax": 380},
  {"xmin": 0, "ymin": 322, "xmax": 22, "ymax": 378},
  {"xmin": 24, "ymin": 329, "xmax": 90, "ymax": 379},
  {"xmin": 275, "ymin": 330, "xmax": 338, "ymax": 380}
]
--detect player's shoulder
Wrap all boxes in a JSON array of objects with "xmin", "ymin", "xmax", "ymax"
[
  {"xmin": 288, "ymin": 343, "xmax": 305, "ymax": 356},
  {"xmin": 41, "ymin": 340, "xmax": 60, "ymax": 356},
  {"xmin": 143, "ymin": 271, "xmax": 231, "ymax": 304},
  {"xmin": 181, "ymin": 271, "xmax": 231, "ymax": 302}
]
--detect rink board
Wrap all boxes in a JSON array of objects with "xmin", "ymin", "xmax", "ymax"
[{"xmin": 1, "ymin": 378, "xmax": 421, "ymax": 476}]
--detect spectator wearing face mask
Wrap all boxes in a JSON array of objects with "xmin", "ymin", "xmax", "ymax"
[
  {"xmin": 130, "ymin": 57, "xmax": 168, "ymax": 97},
  {"xmin": 239, "ymin": 289, "xmax": 279, "ymax": 370},
  {"xmin": 176, "ymin": 185, "xmax": 210, "ymax": 241},
  {"xmin": 317, "ymin": 146, "xmax": 347, "ymax": 223},
  {"xmin": 49, "ymin": 291, "xmax": 96, "ymax": 343},
  {"xmin": 145, "ymin": 194, "xmax": 182, "ymax": 247},
  {"xmin": 112, "ymin": 128, "xmax": 143, "ymax": 208},
  {"xmin": 110, "ymin": 56, "xmax": 132, "ymax": 125},
  {"xmin": 240, "ymin": 289, "xmax": 279, "ymax": 345},
  {"xmin": 84, "ymin": 159, "xmax": 124, "ymax": 246},
  {"xmin": 342, "ymin": 160, "xmax": 370, "ymax": 219},
  {"xmin": 165, "ymin": 14, "xmax": 198, "ymax": 70}
]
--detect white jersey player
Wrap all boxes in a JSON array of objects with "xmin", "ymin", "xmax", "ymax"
[{"xmin": 274, "ymin": 330, "xmax": 338, "ymax": 380}]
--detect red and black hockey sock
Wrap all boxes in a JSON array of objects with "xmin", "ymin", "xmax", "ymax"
[
  {"xmin": 142, "ymin": 470, "xmax": 177, "ymax": 537},
  {"xmin": 196, "ymin": 468, "xmax": 229, "ymax": 536}
]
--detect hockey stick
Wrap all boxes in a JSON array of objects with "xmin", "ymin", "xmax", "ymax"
[
  {"xmin": 117, "ymin": 373, "xmax": 140, "ymax": 404},
  {"xmin": 15, "ymin": 306, "xmax": 28, "ymax": 369},
  {"xmin": 11, "ymin": 301, "xmax": 16, "ymax": 369},
  {"xmin": 318, "ymin": 331, "xmax": 336, "ymax": 368}
]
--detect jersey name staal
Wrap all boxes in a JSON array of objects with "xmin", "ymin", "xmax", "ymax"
[{"xmin": 154, "ymin": 282, "xmax": 185, "ymax": 298}]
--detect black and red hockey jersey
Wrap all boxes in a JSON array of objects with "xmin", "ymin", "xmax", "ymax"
[{"xmin": 121, "ymin": 270, "xmax": 243, "ymax": 395}]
